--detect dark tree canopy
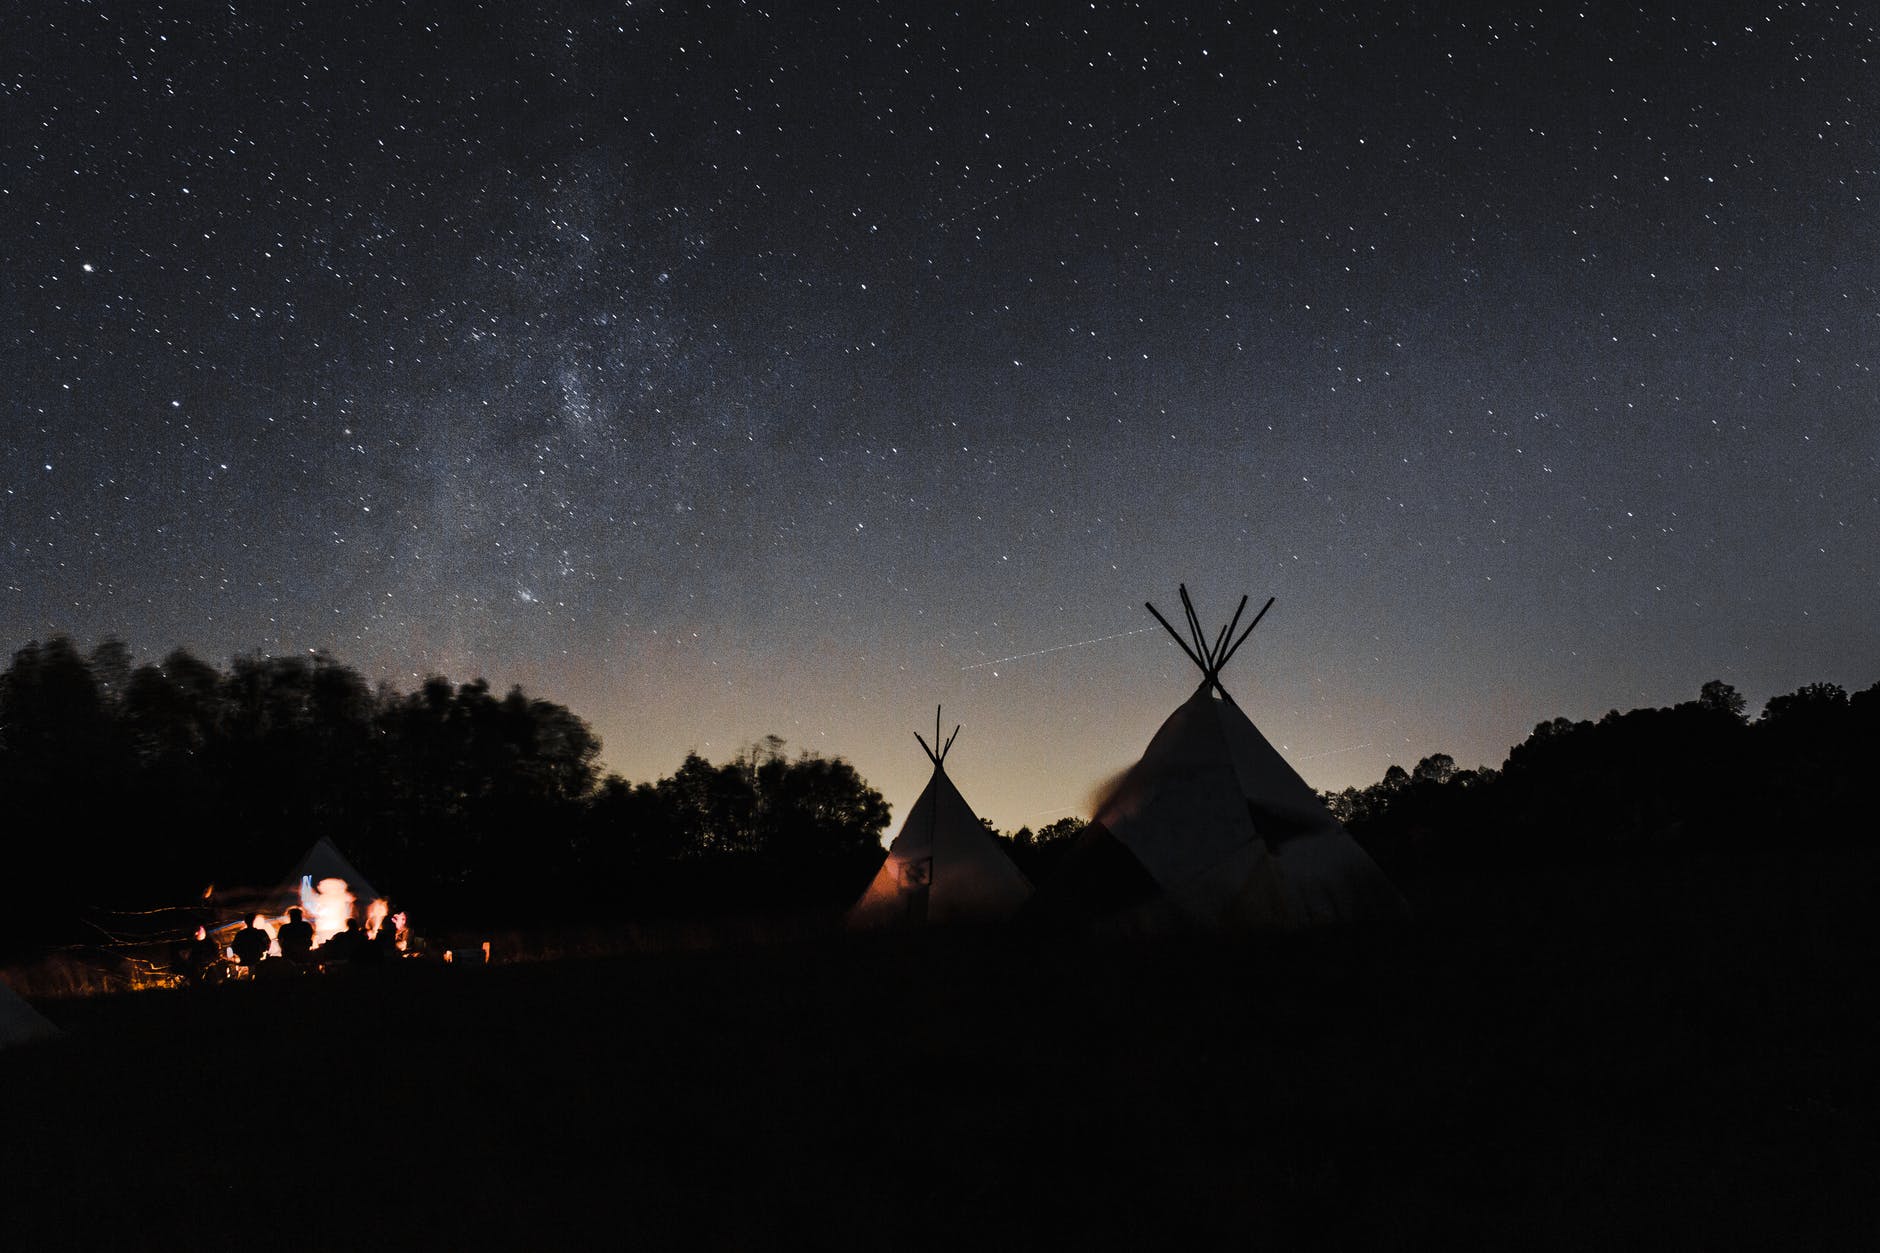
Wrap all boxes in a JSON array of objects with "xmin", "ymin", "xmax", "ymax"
[
  {"xmin": 5, "ymin": 640, "xmax": 1875, "ymax": 960},
  {"xmin": 1332, "ymin": 677, "xmax": 1880, "ymax": 874},
  {"xmin": 0, "ymin": 637, "xmax": 891, "ymax": 957},
  {"xmin": 991, "ymin": 814, "xmax": 1088, "ymax": 883}
]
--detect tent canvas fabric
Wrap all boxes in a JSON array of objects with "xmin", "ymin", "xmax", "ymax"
[
  {"xmin": 1029, "ymin": 586, "xmax": 1406, "ymax": 932},
  {"xmin": 1, "ymin": 979, "xmax": 59, "ymax": 1049},
  {"xmin": 1080, "ymin": 682, "xmax": 1408, "ymax": 929},
  {"xmin": 285, "ymin": 837, "xmax": 379, "ymax": 904},
  {"xmin": 850, "ymin": 758, "xmax": 1032, "ymax": 928}
]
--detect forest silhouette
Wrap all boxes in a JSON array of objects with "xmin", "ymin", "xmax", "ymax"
[
  {"xmin": 2, "ymin": 634, "xmax": 1875, "ymax": 961},
  {"xmin": 0, "ymin": 636, "xmax": 888, "ymax": 960},
  {"xmin": 1321, "ymin": 676, "xmax": 1880, "ymax": 879}
]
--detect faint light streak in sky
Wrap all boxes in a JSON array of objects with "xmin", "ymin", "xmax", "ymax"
[
  {"xmin": 960, "ymin": 627, "xmax": 1159, "ymax": 671},
  {"xmin": 930, "ymin": 96, "xmax": 1188, "ymax": 233},
  {"xmin": 1294, "ymin": 743, "xmax": 1372, "ymax": 761}
]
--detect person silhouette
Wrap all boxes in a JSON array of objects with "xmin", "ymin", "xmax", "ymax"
[
  {"xmin": 230, "ymin": 914, "xmax": 269, "ymax": 971},
  {"xmin": 320, "ymin": 916, "xmax": 362, "ymax": 965},
  {"xmin": 191, "ymin": 924, "xmax": 225, "ymax": 982},
  {"xmin": 278, "ymin": 907, "xmax": 314, "ymax": 965},
  {"xmin": 173, "ymin": 923, "xmax": 218, "ymax": 984},
  {"xmin": 369, "ymin": 912, "xmax": 401, "ymax": 965}
]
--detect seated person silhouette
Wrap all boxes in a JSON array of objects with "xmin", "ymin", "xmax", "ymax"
[
  {"xmin": 370, "ymin": 913, "xmax": 402, "ymax": 964},
  {"xmin": 230, "ymin": 914, "xmax": 270, "ymax": 970},
  {"xmin": 277, "ymin": 907, "xmax": 315, "ymax": 965},
  {"xmin": 320, "ymin": 916, "xmax": 363, "ymax": 964},
  {"xmin": 172, "ymin": 924, "xmax": 221, "ymax": 984}
]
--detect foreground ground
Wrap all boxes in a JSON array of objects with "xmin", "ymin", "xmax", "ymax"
[{"xmin": 5, "ymin": 847, "xmax": 1879, "ymax": 1251}]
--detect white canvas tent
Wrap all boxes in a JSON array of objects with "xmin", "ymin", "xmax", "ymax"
[
  {"xmin": 849, "ymin": 711, "xmax": 1033, "ymax": 928},
  {"xmin": 284, "ymin": 837, "xmax": 380, "ymax": 904},
  {"xmin": 1035, "ymin": 587, "xmax": 1406, "ymax": 930},
  {"xmin": 1, "ymin": 979, "xmax": 59, "ymax": 1049}
]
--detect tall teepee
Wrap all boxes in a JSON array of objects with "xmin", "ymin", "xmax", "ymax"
[
  {"xmin": 1033, "ymin": 586, "xmax": 1406, "ymax": 930},
  {"xmin": 849, "ymin": 710, "xmax": 1032, "ymax": 928}
]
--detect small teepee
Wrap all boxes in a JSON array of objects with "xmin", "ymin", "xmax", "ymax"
[
  {"xmin": 1032, "ymin": 587, "xmax": 1406, "ymax": 930},
  {"xmin": 284, "ymin": 837, "xmax": 379, "ymax": 904},
  {"xmin": 849, "ymin": 709, "xmax": 1033, "ymax": 928}
]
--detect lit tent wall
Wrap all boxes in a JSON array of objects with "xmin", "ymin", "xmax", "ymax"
[
  {"xmin": 277, "ymin": 836, "xmax": 387, "ymax": 946},
  {"xmin": 196, "ymin": 837, "xmax": 389, "ymax": 958},
  {"xmin": 1029, "ymin": 587, "xmax": 1407, "ymax": 931},
  {"xmin": 849, "ymin": 710, "xmax": 1032, "ymax": 928},
  {"xmin": 210, "ymin": 836, "xmax": 383, "ymax": 927},
  {"xmin": 285, "ymin": 837, "xmax": 380, "ymax": 906}
]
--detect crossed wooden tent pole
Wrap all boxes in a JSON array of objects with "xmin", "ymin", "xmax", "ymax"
[
  {"xmin": 914, "ymin": 705, "xmax": 960, "ymax": 768},
  {"xmin": 1144, "ymin": 584, "xmax": 1276, "ymax": 694}
]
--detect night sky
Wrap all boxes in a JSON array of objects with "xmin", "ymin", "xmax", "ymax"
[{"xmin": 6, "ymin": 1, "xmax": 1877, "ymax": 831}]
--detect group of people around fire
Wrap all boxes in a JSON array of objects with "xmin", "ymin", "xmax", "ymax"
[{"xmin": 173, "ymin": 906, "xmax": 402, "ymax": 982}]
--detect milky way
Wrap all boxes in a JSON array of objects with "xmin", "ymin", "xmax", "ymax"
[{"xmin": 6, "ymin": 2, "xmax": 1877, "ymax": 827}]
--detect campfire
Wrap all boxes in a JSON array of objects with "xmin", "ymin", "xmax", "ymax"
[
  {"xmin": 8, "ymin": 841, "xmax": 432, "ymax": 999},
  {"xmin": 222, "ymin": 876, "xmax": 407, "ymax": 962}
]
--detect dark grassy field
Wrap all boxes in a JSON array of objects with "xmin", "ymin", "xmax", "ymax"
[{"xmin": 6, "ymin": 848, "xmax": 1879, "ymax": 1251}]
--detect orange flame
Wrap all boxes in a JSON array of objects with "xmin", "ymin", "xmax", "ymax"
[{"xmin": 298, "ymin": 876, "xmax": 355, "ymax": 948}]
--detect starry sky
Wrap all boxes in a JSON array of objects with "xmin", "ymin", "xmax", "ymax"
[{"xmin": 5, "ymin": 1, "xmax": 1877, "ymax": 832}]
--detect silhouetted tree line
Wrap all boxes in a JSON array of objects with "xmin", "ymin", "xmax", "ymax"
[
  {"xmin": 578, "ymin": 734, "xmax": 890, "ymax": 918},
  {"xmin": 8, "ymin": 636, "xmax": 1875, "ymax": 959},
  {"xmin": 990, "ymin": 816, "xmax": 1088, "ymax": 885},
  {"xmin": 1325, "ymin": 678, "xmax": 1880, "ymax": 873},
  {"xmin": 0, "ymin": 637, "xmax": 888, "ymax": 959}
]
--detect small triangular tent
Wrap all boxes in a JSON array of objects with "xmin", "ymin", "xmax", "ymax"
[
  {"xmin": 1, "ymin": 979, "xmax": 59, "ymax": 1049},
  {"xmin": 284, "ymin": 837, "xmax": 379, "ymax": 904},
  {"xmin": 849, "ymin": 710, "xmax": 1033, "ymax": 928},
  {"xmin": 1033, "ymin": 587, "xmax": 1406, "ymax": 930}
]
